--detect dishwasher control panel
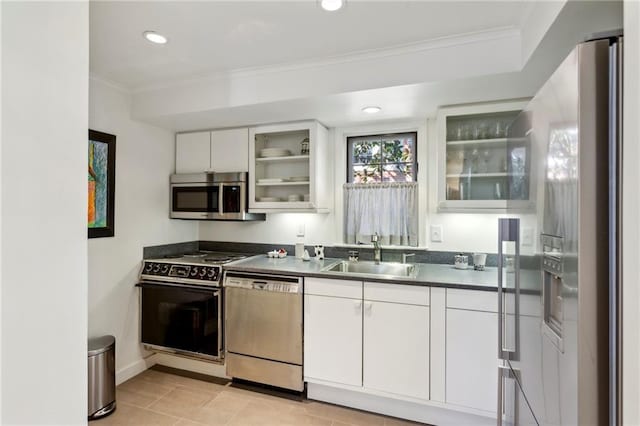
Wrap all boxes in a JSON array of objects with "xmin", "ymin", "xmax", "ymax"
[{"xmin": 223, "ymin": 273, "xmax": 301, "ymax": 293}]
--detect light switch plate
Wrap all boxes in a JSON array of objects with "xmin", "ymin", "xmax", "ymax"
[
  {"xmin": 430, "ymin": 225, "xmax": 443, "ymax": 242},
  {"xmin": 297, "ymin": 223, "xmax": 305, "ymax": 238},
  {"xmin": 522, "ymin": 227, "xmax": 533, "ymax": 246}
]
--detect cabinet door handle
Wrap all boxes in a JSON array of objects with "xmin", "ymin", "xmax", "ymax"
[
  {"xmin": 364, "ymin": 301, "xmax": 373, "ymax": 314},
  {"xmin": 353, "ymin": 300, "xmax": 362, "ymax": 311}
]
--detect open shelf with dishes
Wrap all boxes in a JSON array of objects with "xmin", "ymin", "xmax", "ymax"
[
  {"xmin": 249, "ymin": 121, "xmax": 330, "ymax": 212},
  {"xmin": 437, "ymin": 99, "xmax": 533, "ymax": 211},
  {"xmin": 255, "ymin": 155, "xmax": 310, "ymax": 163}
]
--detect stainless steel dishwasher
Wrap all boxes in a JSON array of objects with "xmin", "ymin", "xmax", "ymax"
[{"xmin": 223, "ymin": 271, "xmax": 303, "ymax": 391}]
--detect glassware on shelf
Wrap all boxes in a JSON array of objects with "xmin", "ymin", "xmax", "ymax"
[
  {"xmin": 495, "ymin": 183, "xmax": 502, "ymax": 200},
  {"xmin": 477, "ymin": 120, "xmax": 490, "ymax": 140},
  {"xmin": 470, "ymin": 149, "xmax": 479, "ymax": 173},
  {"xmin": 447, "ymin": 123, "xmax": 457, "ymax": 141},
  {"xmin": 480, "ymin": 150, "xmax": 491, "ymax": 173},
  {"xmin": 493, "ymin": 121, "xmax": 504, "ymax": 139}
]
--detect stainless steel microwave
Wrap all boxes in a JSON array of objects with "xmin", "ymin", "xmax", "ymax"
[{"xmin": 170, "ymin": 172, "xmax": 265, "ymax": 221}]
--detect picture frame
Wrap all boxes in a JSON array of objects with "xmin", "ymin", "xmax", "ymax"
[{"xmin": 88, "ymin": 129, "xmax": 116, "ymax": 238}]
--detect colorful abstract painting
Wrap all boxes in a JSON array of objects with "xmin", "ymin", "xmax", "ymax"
[
  {"xmin": 88, "ymin": 130, "xmax": 116, "ymax": 238},
  {"xmin": 88, "ymin": 140, "xmax": 108, "ymax": 227}
]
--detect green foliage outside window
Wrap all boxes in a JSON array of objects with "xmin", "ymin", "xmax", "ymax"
[{"xmin": 348, "ymin": 133, "xmax": 416, "ymax": 183}]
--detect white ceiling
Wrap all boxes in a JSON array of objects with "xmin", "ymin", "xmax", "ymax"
[
  {"xmin": 89, "ymin": 0, "xmax": 622, "ymax": 131},
  {"xmin": 90, "ymin": 1, "xmax": 534, "ymax": 89}
]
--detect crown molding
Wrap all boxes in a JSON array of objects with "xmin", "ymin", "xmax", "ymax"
[
  {"xmin": 131, "ymin": 26, "xmax": 520, "ymax": 94},
  {"xmin": 89, "ymin": 72, "xmax": 131, "ymax": 94}
]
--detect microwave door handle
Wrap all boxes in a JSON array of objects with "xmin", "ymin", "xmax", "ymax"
[{"xmin": 219, "ymin": 183, "xmax": 224, "ymax": 215}]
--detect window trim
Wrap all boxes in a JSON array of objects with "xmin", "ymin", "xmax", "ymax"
[
  {"xmin": 332, "ymin": 121, "xmax": 428, "ymax": 248},
  {"xmin": 346, "ymin": 131, "xmax": 418, "ymax": 184}
]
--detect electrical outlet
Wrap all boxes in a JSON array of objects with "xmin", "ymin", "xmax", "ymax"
[
  {"xmin": 522, "ymin": 227, "xmax": 533, "ymax": 246},
  {"xmin": 297, "ymin": 223, "xmax": 305, "ymax": 238},
  {"xmin": 430, "ymin": 225, "xmax": 443, "ymax": 243}
]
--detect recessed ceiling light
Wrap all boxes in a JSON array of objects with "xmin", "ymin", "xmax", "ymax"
[
  {"xmin": 320, "ymin": 0, "xmax": 344, "ymax": 12},
  {"xmin": 143, "ymin": 31, "xmax": 168, "ymax": 45},
  {"xmin": 362, "ymin": 106, "xmax": 382, "ymax": 114}
]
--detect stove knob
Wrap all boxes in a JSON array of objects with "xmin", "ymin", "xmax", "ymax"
[
  {"xmin": 161, "ymin": 264, "xmax": 169, "ymax": 274},
  {"xmin": 145, "ymin": 263, "xmax": 153, "ymax": 272},
  {"xmin": 199, "ymin": 268, "xmax": 207, "ymax": 277},
  {"xmin": 207, "ymin": 268, "xmax": 215, "ymax": 278},
  {"xmin": 190, "ymin": 267, "xmax": 199, "ymax": 276},
  {"xmin": 152, "ymin": 264, "xmax": 160, "ymax": 273}
]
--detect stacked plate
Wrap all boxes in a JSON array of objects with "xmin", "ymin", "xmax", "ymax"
[
  {"xmin": 258, "ymin": 178, "xmax": 284, "ymax": 184},
  {"xmin": 257, "ymin": 197, "xmax": 282, "ymax": 202},
  {"xmin": 260, "ymin": 148, "xmax": 291, "ymax": 158},
  {"xmin": 288, "ymin": 176, "xmax": 309, "ymax": 182}
]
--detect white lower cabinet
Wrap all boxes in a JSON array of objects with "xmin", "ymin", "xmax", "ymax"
[
  {"xmin": 363, "ymin": 300, "xmax": 429, "ymax": 399},
  {"xmin": 304, "ymin": 279, "xmax": 498, "ymax": 425},
  {"xmin": 304, "ymin": 278, "xmax": 429, "ymax": 400},
  {"xmin": 445, "ymin": 308, "xmax": 498, "ymax": 412},
  {"xmin": 304, "ymin": 293, "xmax": 362, "ymax": 387}
]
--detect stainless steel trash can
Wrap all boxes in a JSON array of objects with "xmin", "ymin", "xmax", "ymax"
[{"xmin": 88, "ymin": 335, "xmax": 116, "ymax": 420}]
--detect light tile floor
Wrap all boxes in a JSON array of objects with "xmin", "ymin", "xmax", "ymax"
[{"xmin": 94, "ymin": 368, "xmax": 427, "ymax": 426}]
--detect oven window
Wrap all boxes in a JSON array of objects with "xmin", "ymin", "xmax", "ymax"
[
  {"xmin": 172, "ymin": 186, "xmax": 219, "ymax": 212},
  {"xmin": 141, "ymin": 285, "xmax": 220, "ymax": 358},
  {"xmin": 222, "ymin": 185, "xmax": 241, "ymax": 213}
]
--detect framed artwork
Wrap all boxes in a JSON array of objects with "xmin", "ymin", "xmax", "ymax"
[{"xmin": 88, "ymin": 129, "xmax": 116, "ymax": 238}]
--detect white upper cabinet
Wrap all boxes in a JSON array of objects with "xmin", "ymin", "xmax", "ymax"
[
  {"xmin": 176, "ymin": 128, "xmax": 249, "ymax": 173},
  {"xmin": 210, "ymin": 128, "xmax": 249, "ymax": 172},
  {"xmin": 176, "ymin": 131, "xmax": 211, "ymax": 173},
  {"xmin": 437, "ymin": 99, "xmax": 531, "ymax": 212},
  {"xmin": 249, "ymin": 121, "xmax": 330, "ymax": 213}
]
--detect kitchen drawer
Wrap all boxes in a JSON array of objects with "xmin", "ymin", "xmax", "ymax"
[
  {"xmin": 447, "ymin": 288, "xmax": 498, "ymax": 312},
  {"xmin": 447, "ymin": 289, "xmax": 540, "ymax": 317},
  {"xmin": 364, "ymin": 282, "xmax": 429, "ymax": 306},
  {"xmin": 304, "ymin": 277, "xmax": 362, "ymax": 299}
]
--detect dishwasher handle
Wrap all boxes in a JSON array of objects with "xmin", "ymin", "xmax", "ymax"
[{"xmin": 224, "ymin": 277, "xmax": 301, "ymax": 293}]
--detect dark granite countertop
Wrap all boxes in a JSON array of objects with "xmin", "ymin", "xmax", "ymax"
[{"xmin": 223, "ymin": 255, "xmax": 541, "ymax": 293}]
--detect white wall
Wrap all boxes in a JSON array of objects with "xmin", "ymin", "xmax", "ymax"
[
  {"xmin": 88, "ymin": 77, "xmax": 198, "ymax": 383},
  {"xmin": 1, "ymin": 2, "xmax": 88, "ymax": 424},
  {"xmin": 623, "ymin": 1, "xmax": 640, "ymax": 424}
]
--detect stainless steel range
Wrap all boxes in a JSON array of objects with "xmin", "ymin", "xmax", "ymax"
[
  {"xmin": 140, "ymin": 251, "xmax": 249, "ymax": 286},
  {"xmin": 137, "ymin": 251, "xmax": 250, "ymax": 362}
]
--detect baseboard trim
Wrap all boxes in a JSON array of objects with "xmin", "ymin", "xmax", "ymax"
[
  {"xmin": 116, "ymin": 356, "xmax": 156, "ymax": 385},
  {"xmin": 307, "ymin": 382, "xmax": 495, "ymax": 426}
]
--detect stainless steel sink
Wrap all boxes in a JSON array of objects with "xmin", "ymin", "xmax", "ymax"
[{"xmin": 322, "ymin": 261, "xmax": 417, "ymax": 279}]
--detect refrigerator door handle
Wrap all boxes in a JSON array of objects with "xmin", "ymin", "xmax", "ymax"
[
  {"xmin": 498, "ymin": 218, "xmax": 520, "ymax": 361},
  {"xmin": 497, "ymin": 365, "xmax": 521, "ymax": 426}
]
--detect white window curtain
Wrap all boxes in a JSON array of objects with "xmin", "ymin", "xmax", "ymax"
[{"xmin": 344, "ymin": 182, "xmax": 418, "ymax": 247}]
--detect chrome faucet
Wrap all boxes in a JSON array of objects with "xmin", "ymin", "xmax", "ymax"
[
  {"xmin": 402, "ymin": 253, "xmax": 416, "ymax": 264},
  {"xmin": 371, "ymin": 232, "xmax": 382, "ymax": 264}
]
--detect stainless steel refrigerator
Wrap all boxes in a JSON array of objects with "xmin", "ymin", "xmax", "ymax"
[{"xmin": 497, "ymin": 35, "xmax": 622, "ymax": 425}]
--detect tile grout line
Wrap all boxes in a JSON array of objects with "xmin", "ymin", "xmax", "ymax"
[{"xmin": 144, "ymin": 383, "xmax": 181, "ymax": 409}]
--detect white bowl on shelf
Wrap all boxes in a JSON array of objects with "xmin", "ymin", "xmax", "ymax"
[{"xmin": 287, "ymin": 194, "xmax": 302, "ymax": 202}]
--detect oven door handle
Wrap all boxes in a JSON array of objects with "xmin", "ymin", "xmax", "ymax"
[{"xmin": 136, "ymin": 281, "xmax": 220, "ymax": 294}]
